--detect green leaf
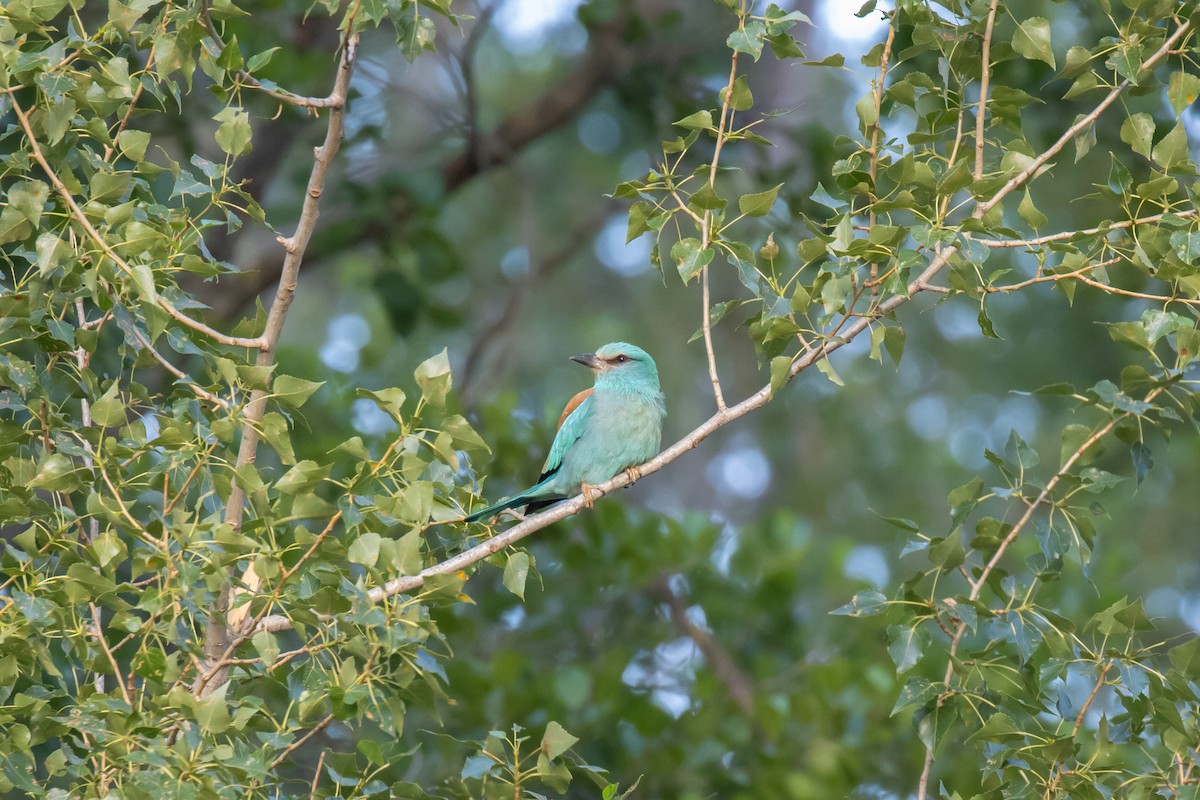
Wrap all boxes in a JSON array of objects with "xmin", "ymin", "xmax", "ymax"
[
  {"xmin": 830, "ymin": 589, "xmax": 887, "ymax": 617},
  {"xmin": 503, "ymin": 551, "xmax": 530, "ymax": 600},
  {"xmin": 273, "ymin": 375, "xmax": 324, "ymax": 408},
  {"xmin": 1018, "ymin": 189, "xmax": 1047, "ymax": 229},
  {"xmin": 1120, "ymin": 113, "xmax": 1154, "ymax": 160},
  {"xmin": 689, "ymin": 183, "xmax": 727, "ymax": 211},
  {"xmin": 738, "ymin": 183, "xmax": 783, "ymax": 217},
  {"xmin": 91, "ymin": 530, "xmax": 126, "ymax": 569},
  {"xmin": 887, "ymin": 624, "xmax": 929, "ymax": 674},
  {"xmin": 726, "ymin": 75, "xmax": 753, "ymax": 110},
  {"xmin": 816, "ymin": 356, "xmax": 844, "ymax": 386},
  {"xmin": 348, "ymin": 533, "xmax": 382, "ymax": 567},
  {"xmin": 194, "ymin": 685, "xmax": 231, "ymax": 733},
  {"xmin": 252, "ymin": 630, "xmax": 280, "ymax": 666},
  {"xmin": 541, "ymin": 721, "xmax": 579, "ymax": 759},
  {"xmin": 358, "ymin": 387, "xmax": 407, "ymax": 419},
  {"xmin": 1012, "ymin": 17, "xmax": 1055, "ymax": 69},
  {"xmin": 768, "ymin": 354, "xmax": 792, "ymax": 397},
  {"xmin": 415, "ymin": 348, "xmax": 452, "ymax": 407},
  {"xmin": 273, "ymin": 460, "xmax": 330, "ymax": 494},
  {"xmin": 673, "ymin": 111, "xmax": 714, "ymax": 131},
  {"xmin": 116, "ymin": 128, "xmax": 150, "ymax": 161},
  {"xmin": 1151, "ymin": 121, "xmax": 1188, "ymax": 170},
  {"xmin": 671, "ymin": 238, "xmax": 714, "ymax": 284},
  {"xmin": 214, "ymin": 106, "xmax": 252, "ymax": 156},
  {"xmin": 91, "ymin": 381, "xmax": 127, "ymax": 427},
  {"xmin": 727, "ymin": 21, "xmax": 767, "ymax": 60},
  {"xmin": 29, "ymin": 453, "xmax": 78, "ymax": 492},
  {"xmin": 626, "ymin": 200, "xmax": 654, "ymax": 243}
]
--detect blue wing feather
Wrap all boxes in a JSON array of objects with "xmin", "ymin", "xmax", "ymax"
[{"xmin": 541, "ymin": 394, "xmax": 592, "ymax": 478}]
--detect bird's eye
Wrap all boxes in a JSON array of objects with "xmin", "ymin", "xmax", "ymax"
[{"xmin": 615, "ymin": 355, "xmax": 627, "ymax": 363}]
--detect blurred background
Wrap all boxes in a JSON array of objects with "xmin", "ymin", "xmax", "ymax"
[{"xmin": 167, "ymin": 0, "xmax": 1199, "ymax": 795}]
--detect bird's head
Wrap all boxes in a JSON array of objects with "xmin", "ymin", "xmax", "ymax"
[{"xmin": 570, "ymin": 342, "xmax": 659, "ymax": 389}]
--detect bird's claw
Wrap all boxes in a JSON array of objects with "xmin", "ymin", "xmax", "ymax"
[
  {"xmin": 580, "ymin": 483, "xmax": 599, "ymax": 509},
  {"xmin": 624, "ymin": 465, "xmax": 643, "ymax": 484}
]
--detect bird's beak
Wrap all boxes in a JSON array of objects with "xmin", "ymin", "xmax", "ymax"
[{"xmin": 570, "ymin": 353, "xmax": 603, "ymax": 370}]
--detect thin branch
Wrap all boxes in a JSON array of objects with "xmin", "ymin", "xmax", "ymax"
[
  {"xmin": 89, "ymin": 604, "xmax": 133, "ymax": 706},
  {"xmin": 1072, "ymin": 663, "xmax": 1110, "ymax": 737},
  {"xmin": 6, "ymin": 92, "xmax": 264, "ymax": 350},
  {"xmin": 974, "ymin": 0, "xmax": 1001, "ymax": 180},
  {"xmin": 975, "ymin": 18, "xmax": 1192, "ymax": 218},
  {"xmin": 867, "ymin": 20, "xmax": 897, "ymax": 292},
  {"xmin": 270, "ymin": 714, "xmax": 335, "ymax": 769},
  {"xmin": 200, "ymin": 0, "xmax": 341, "ymax": 109},
  {"xmin": 202, "ymin": 31, "xmax": 360, "ymax": 693},
  {"xmin": 650, "ymin": 576, "xmax": 755, "ymax": 718},
  {"xmin": 697, "ymin": 5, "xmax": 744, "ymax": 412},
  {"xmin": 127, "ymin": 324, "xmax": 231, "ymax": 409},
  {"xmin": 916, "ymin": 385, "xmax": 1165, "ymax": 799},
  {"xmin": 967, "ymin": 209, "xmax": 1199, "ymax": 248}
]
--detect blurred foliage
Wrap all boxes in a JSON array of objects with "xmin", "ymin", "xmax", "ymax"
[{"xmin": 1, "ymin": 0, "xmax": 1199, "ymax": 798}]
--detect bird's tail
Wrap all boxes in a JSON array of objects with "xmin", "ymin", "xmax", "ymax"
[{"xmin": 464, "ymin": 475, "xmax": 561, "ymax": 523}]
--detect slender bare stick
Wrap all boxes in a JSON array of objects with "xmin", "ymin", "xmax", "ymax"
[
  {"xmin": 696, "ymin": 2, "xmax": 747, "ymax": 412},
  {"xmin": 202, "ymin": 32, "xmax": 360, "ymax": 691},
  {"xmin": 200, "ymin": 0, "xmax": 342, "ymax": 109},
  {"xmin": 89, "ymin": 604, "xmax": 133, "ymax": 706},
  {"xmin": 968, "ymin": 208, "xmax": 1199, "ymax": 248},
  {"xmin": 975, "ymin": 19, "xmax": 1192, "ymax": 218},
  {"xmin": 915, "ymin": 386, "xmax": 1165, "ymax": 799},
  {"xmin": 974, "ymin": 0, "xmax": 1001, "ymax": 180},
  {"xmin": 6, "ymin": 94, "xmax": 264, "ymax": 350},
  {"xmin": 867, "ymin": 22, "xmax": 897, "ymax": 292}
]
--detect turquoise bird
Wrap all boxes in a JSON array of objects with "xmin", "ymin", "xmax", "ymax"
[{"xmin": 465, "ymin": 342, "xmax": 666, "ymax": 522}]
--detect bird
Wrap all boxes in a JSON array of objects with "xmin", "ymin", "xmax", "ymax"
[{"xmin": 464, "ymin": 342, "xmax": 666, "ymax": 522}]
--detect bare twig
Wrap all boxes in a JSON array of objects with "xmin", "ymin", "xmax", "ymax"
[
  {"xmin": 967, "ymin": 208, "xmax": 1199, "ymax": 248},
  {"xmin": 202, "ymin": 31, "xmax": 360, "ymax": 692},
  {"xmin": 916, "ymin": 385, "xmax": 1166, "ymax": 799},
  {"xmin": 697, "ymin": 6, "xmax": 746, "ymax": 412},
  {"xmin": 975, "ymin": 19, "xmax": 1192, "ymax": 218},
  {"xmin": 7, "ymin": 94, "xmax": 264, "ymax": 350},
  {"xmin": 89, "ymin": 604, "xmax": 133, "ymax": 706},
  {"xmin": 270, "ymin": 714, "xmax": 335, "ymax": 768},
  {"xmin": 650, "ymin": 576, "xmax": 755, "ymax": 717},
  {"xmin": 1072, "ymin": 663, "xmax": 1110, "ymax": 737},
  {"xmin": 200, "ymin": 0, "xmax": 342, "ymax": 108},
  {"xmin": 127, "ymin": 324, "xmax": 231, "ymax": 409},
  {"xmin": 974, "ymin": 0, "xmax": 1001, "ymax": 180}
]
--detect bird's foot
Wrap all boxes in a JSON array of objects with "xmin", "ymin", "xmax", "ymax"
[
  {"xmin": 580, "ymin": 483, "xmax": 600, "ymax": 509},
  {"xmin": 624, "ymin": 465, "xmax": 643, "ymax": 484}
]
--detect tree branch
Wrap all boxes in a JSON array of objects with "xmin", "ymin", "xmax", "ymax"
[
  {"xmin": 975, "ymin": 18, "xmax": 1191, "ymax": 218},
  {"xmin": 974, "ymin": 0, "xmax": 1000, "ymax": 181},
  {"xmin": 649, "ymin": 576, "xmax": 755, "ymax": 718},
  {"xmin": 202, "ymin": 31, "xmax": 360, "ymax": 692},
  {"xmin": 916, "ymin": 385, "xmax": 1166, "ymax": 799},
  {"xmin": 5, "ymin": 91, "xmax": 264, "ymax": 350}
]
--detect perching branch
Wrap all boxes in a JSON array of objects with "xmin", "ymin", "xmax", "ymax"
[{"xmin": 253, "ymin": 247, "xmax": 956, "ymax": 636}]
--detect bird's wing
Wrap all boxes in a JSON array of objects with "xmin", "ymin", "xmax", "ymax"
[
  {"xmin": 541, "ymin": 391, "xmax": 593, "ymax": 478},
  {"xmin": 557, "ymin": 388, "xmax": 593, "ymax": 430}
]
